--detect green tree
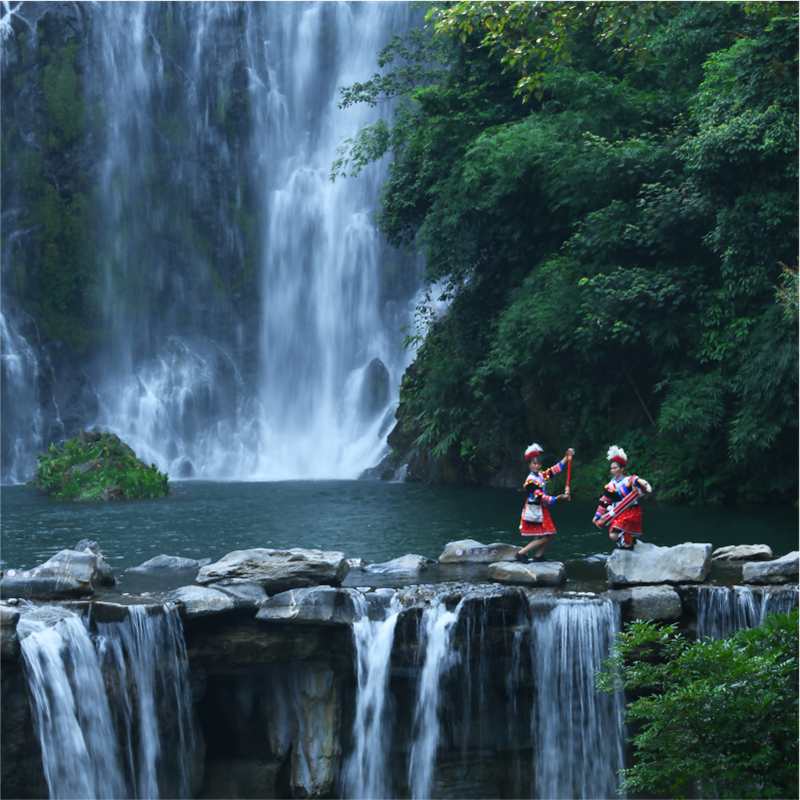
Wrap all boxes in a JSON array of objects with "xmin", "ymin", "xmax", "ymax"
[{"xmin": 596, "ymin": 610, "xmax": 799, "ymax": 799}]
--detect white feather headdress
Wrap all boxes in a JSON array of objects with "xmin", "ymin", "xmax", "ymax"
[
  {"xmin": 607, "ymin": 445, "xmax": 627, "ymax": 465},
  {"xmin": 525, "ymin": 443, "xmax": 543, "ymax": 460}
]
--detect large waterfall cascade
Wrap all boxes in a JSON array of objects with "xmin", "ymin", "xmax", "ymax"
[{"xmin": 1, "ymin": 2, "xmax": 421, "ymax": 483}]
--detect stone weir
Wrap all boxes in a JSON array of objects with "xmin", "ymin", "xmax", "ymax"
[{"xmin": 1, "ymin": 541, "xmax": 797, "ymax": 800}]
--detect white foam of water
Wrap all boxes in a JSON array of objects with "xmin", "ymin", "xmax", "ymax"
[
  {"xmin": 342, "ymin": 593, "xmax": 402, "ymax": 799},
  {"xmin": 408, "ymin": 597, "xmax": 465, "ymax": 800}
]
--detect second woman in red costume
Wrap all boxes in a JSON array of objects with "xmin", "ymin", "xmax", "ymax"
[{"xmin": 593, "ymin": 445, "xmax": 652, "ymax": 549}]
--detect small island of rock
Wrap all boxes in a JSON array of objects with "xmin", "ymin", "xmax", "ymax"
[{"xmin": 28, "ymin": 430, "xmax": 169, "ymax": 502}]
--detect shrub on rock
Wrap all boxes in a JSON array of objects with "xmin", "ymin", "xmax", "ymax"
[{"xmin": 28, "ymin": 430, "xmax": 169, "ymax": 501}]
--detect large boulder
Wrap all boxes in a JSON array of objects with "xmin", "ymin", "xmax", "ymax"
[
  {"xmin": 487, "ymin": 561, "xmax": 565, "ymax": 587},
  {"xmin": 1, "ymin": 548, "xmax": 115, "ymax": 599},
  {"xmin": 437, "ymin": 540, "xmax": 519, "ymax": 564},
  {"xmin": 256, "ymin": 587, "xmax": 359, "ymax": 626},
  {"xmin": 712, "ymin": 544, "xmax": 773, "ymax": 561},
  {"xmin": 196, "ymin": 548, "xmax": 350, "ymax": 595},
  {"xmin": 742, "ymin": 551, "xmax": 799, "ymax": 585},
  {"xmin": 606, "ymin": 542, "xmax": 712, "ymax": 586}
]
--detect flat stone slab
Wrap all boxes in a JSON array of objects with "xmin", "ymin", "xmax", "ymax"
[
  {"xmin": 742, "ymin": 551, "xmax": 798, "ymax": 585},
  {"xmin": 126, "ymin": 554, "xmax": 212, "ymax": 572},
  {"xmin": 196, "ymin": 548, "xmax": 350, "ymax": 595},
  {"xmin": 438, "ymin": 539, "xmax": 519, "ymax": 564},
  {"xmin": 364, "ymin": 554, "xmax": 433, "ymax": 574},
  {"xmin": 163, "ymin": 585, "xmax": 238, "ymax": 617},
  {"xmin": 606, "ymin": 542, "xmax": 712, "ymax": 586},
  {"xmin": 712, "ymin": 544, "xmax": 773, "ymax": 561},
  {"xmin": 257, "ymin": 587, "xmax": 358, "ymax": 626},
  {"xmin": 487, "ymin": 561, "xmax": 565, "ymax": 587}
]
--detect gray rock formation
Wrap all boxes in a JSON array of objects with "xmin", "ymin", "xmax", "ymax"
[
  {"xmin": 487, "ymin": 561, "xmax": 565, "ymax": 587},
  {"xmin": 606, "ymin": 542, "xmax": 712, "ymax": 586},
  {"xmin": 364, "ymin": 554, "xmax": 433, "ymax": 574},
  {"xmin": 196, "ymin": 548, "xmax": 350, "ymax": 595},
  {"xmin": 1, "ymin": 548, "xmax": 115, "ymax": 599},
  {"xmin": 712, "ymin": 544, "xmax": 773, "ymax": 561},
  {"xmin": 629, "ymin": 586, "xmax": 683, "ymax": 621},
  {"xmin": 437, "ymin": 539, "xmax": 519, "ymax": 563},
  {"xmin": 742, "ymin": 551, "xmax": 799, "ymax": 585},
  {"xmin": 257, "ymin": 587, "xmax": 358, "ymax": 626},
  {"xmin": 127, "ymin": 554, "xmax": 212, "ymax": 572},
  {"xmin": 162, "ymin": 585, "xmax": 239, "ymax": 618}
]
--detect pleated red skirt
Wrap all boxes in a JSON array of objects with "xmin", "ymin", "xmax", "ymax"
[{"xmin": 520, "ymin": 505, "xmax": 557, "ymax": 537}]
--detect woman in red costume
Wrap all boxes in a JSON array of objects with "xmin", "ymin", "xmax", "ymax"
[
  {"xmin": 515, "ymin": 443, "xmax": 570, "ymax": 563},
  {"xmin": 593, "ymin": 445, "xmax": 652, "ymax": 549}
]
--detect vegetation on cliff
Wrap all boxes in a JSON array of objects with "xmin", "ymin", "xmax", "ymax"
[
  {"xmin": 29, "ymin": 431, "xmax": 169, "ymax": 501},
  {"xmin": 335, "ymin": 1, "xmax": 798, "ymax": 501},
  {"xmin": 597, "ymin": 609, "xmax": 799, "ymax": 799}
]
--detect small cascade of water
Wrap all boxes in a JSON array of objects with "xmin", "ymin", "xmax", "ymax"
[
  {"xmin": 697, "ymin": 585, "xmax": 800, "ymax": 640},
  {"xmin": 95, "ymin": 604, "xmax": 201, "ymax": 799},
  {"xmin": 17, "ymin": 603, "xmax": 200, "ymax": 799},
  {"xmin": 528, "ymin": 597, "xmax": 626, "ymax": 800},
  {"xmin": 340, "ymin": 588, "xmax": 627, "ymax": 799},
  {"xmin": 342, "ymin": 593, "xmax": 402, "ymax": 800},
  {"xmin": 18, "ymin": 607, "xmax": 127, "ymax": 800},
  {"xmin": 407, "ymin": 597, "xmax": 466, "ymax": 800}
]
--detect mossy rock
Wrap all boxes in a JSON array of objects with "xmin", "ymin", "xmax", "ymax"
[{"xmin": 28, "ymin": 430, "xmax": 169, "ymax": 501}]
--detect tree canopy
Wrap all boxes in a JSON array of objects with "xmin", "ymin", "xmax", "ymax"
[{"xmin": 334, "ymin": 1, "xmax": 798, "ymax": 500}]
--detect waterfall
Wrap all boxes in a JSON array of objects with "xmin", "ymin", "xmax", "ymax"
[
  {"xmin": 408, "ymin": 598, "xmax": 465, "ymax": 800},
  {"xmin": 1, "ymin": 1, "xmax": 421, "ymax": 482},
  {"xmin": 342, "ymin": 593, "xmax": 402, "ymax": 799},
  {"xmin": 341, "ymin": 589, "xmax": 626, "ymax": 799},
  {"xmin": 528, "ymin": 597, "xmax": 626, "ymax": 800},
  {"xmin": 696, "ymin": 585, "xmax": 800, "ymax": 640},
  {"xmin": 17, "ymin": 603, "xmax": 200, "ymax": 799}
]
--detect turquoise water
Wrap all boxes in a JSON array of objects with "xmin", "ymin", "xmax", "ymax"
[{"xmin": 1, "ymin": 481, "xmax": 797, "ymax": 573}]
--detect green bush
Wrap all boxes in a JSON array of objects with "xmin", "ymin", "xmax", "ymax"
[{"xmin": 29, "ymin": 432, "xmax": 169, "ymax": 501}]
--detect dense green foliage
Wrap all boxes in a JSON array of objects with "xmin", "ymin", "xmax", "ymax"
[
  {"xmin": 29, "ymin": 432, "xmax": 169, "ymax": 501},
  {"xmin": 335, "ymin": 2, "xmax": 799, "ymax": 500},
  {"xmin": 596, "ymin": 610, "xmax": 799, "ymax": 799}
]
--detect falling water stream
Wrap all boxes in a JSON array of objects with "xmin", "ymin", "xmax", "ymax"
[
  {"xmin": 17, "ymin": 603, "xmax": 200, "ymax": 799},
  {"xmin": 1, "ymin": 1, "xmax": 421, "ymax": 483}
]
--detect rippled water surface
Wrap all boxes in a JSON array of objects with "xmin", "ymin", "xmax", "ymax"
[{"xmin": 2, "ymin": 481, "xmax": 797, "ymax": 574}]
